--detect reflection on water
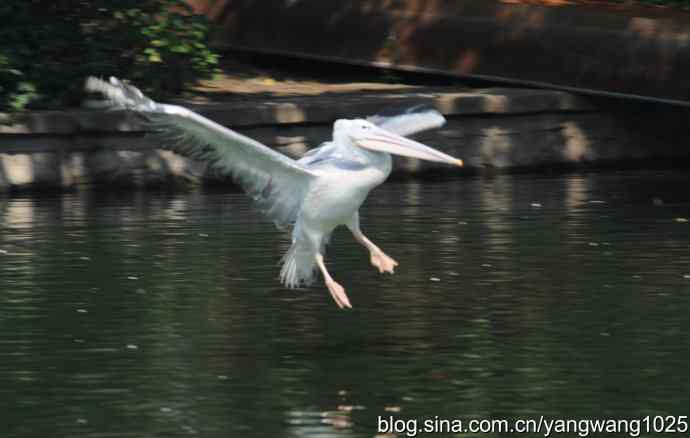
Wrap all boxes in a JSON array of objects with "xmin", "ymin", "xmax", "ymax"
[{"xmin": 2, "ymin": 171, "xmax": 690, "ymax": 437}]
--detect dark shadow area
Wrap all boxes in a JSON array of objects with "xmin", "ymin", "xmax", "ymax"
[{"xmin": 202, "ymin": 0, "xmax": 690, "ymax": 104}]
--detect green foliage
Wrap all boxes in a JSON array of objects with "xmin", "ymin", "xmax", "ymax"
[{"xmin": 0, "ymin": 0, "xmax": 219, "ymax": 111}]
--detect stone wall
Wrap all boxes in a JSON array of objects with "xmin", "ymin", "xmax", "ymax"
[
  {"xmin": 1, "ymin": 87, "xmax": 689, "ymax": 191},
  {"xmin": 191, "ymin": 0, "xmax": 690, "ymax": 104}
]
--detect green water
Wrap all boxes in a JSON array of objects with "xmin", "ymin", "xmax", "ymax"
[{"xmin": 2, "ymin": 171, "xmax": 690, "ymax": 437}]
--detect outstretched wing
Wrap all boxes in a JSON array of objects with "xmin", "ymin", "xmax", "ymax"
[
  {"xmin": 367, "ymin": 105, "xmax": 446, "ymax": 137},
  {"xmin": 85, "ymin": 77, "xmax": 316, "ymax": 228},
  {"xmin": 297, "ymin": 141, "xmax": 337, "ymax": 167}
]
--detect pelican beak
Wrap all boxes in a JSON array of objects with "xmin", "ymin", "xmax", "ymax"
[{"xmin": 355, "ymin": 128, "xmax": 463, "ymax": 167}]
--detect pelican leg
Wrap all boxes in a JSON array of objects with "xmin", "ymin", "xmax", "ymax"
[
  {"xmin": 347, "ymin": 213, "xmax": 398, "ymax": 274},
  {"xmin": 315, "ymin": 254, "xmax": 352, "ymax": 309}
]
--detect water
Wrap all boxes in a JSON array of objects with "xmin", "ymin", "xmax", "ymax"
[{"xmin": 2, "ymin": 171, "xmax": 690, "ymax": 437}]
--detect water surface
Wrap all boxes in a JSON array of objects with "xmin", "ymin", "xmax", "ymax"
[{"xmin": 2, "ymin": 171, "xmax": 690, "ymax": 437}]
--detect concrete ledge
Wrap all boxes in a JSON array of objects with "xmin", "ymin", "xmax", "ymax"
[
  {"xmin": 0, "ymin": 87, "xmax": 593, "ymax": 135},
  {"xmin": 0, "ymin": 86, "xmax": 688, "ymax": 191}
]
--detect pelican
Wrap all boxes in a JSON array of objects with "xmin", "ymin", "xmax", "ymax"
[{"xmin": 86, "ymin": 76, "xmax": 463, "ymax": 309}]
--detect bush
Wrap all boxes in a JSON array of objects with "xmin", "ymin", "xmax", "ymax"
[{"xmin": 0, "ymin": 0, "xmax": 219, "ymax": 111}]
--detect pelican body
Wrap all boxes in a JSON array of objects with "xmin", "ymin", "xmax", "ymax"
[{"xmin": 86, "ymin": 77, "xmax": 463, "ymax": 309}]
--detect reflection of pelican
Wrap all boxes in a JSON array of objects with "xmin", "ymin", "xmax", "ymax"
[{"xmin": 86, "ymin": 77, "xmax": 463, "ymax": 309}]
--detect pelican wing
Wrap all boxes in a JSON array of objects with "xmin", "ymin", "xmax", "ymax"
[
  {"xmin": 367, "ymin": 105, "xmax": 446, "ymax": 137},
  {"xmin": 297, "ymin": 141, "xmax": 337, "ymax": 167},
  {"xmin": 86, "ymin": 77, "xmax": 317, "ymax": 228}
]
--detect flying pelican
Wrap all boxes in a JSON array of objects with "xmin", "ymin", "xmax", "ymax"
[{"xmin": 86, "ymin": 76, "xmax": 463, "ymax": 309}]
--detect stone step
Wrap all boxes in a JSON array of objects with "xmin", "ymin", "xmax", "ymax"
[{"xmin": 0, "ymin": 86, "xmax": 687, "ymax": 190}]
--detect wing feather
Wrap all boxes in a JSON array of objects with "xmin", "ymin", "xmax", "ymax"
[
  {"xmin": 367, "ymin": 105, "xmax": 446, "ymax": 137},
  {"xmin": 86, "ymin": 76, "xmax": 316, "ymax": 228}
]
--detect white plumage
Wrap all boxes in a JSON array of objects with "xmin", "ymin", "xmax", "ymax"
[{"xmin": 86, "ymin": 76, "xmax": 462, "ymax": 308}]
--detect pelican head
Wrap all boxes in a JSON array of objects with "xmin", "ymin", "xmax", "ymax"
[{"xmin": 335, "ymin": 118, "xmax": 463, "ymax": 167}]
